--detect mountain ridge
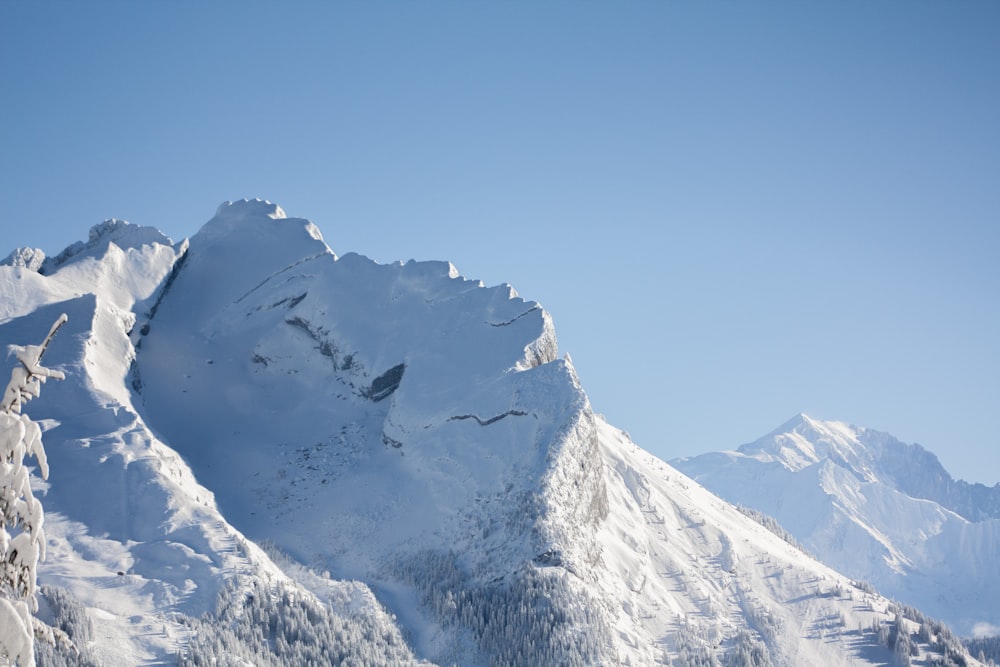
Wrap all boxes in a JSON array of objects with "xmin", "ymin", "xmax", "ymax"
[
  {"xmin": 2, "ymin": 200, "xmax": 986, "ymax": 665},
  {"xmin": 739, "ymin": 413, "xmax": 1000, "ymax": 522}
]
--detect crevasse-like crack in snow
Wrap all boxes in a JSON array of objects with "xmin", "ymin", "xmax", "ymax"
[
  {"xmin": 486, "ymin": 306, "xmax": 540, "ymax": 327},
  {"xmin": 448, "ymin": 410, "xmax": 530, "ymax": 426}
]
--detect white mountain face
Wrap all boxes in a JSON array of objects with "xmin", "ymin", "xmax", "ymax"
[
  {"xmin": 1, "ymin": 200, "xmax": 984, "ymax": 666},
  {"xmin": 672, "ymin": 413, "xmax": 1000, "ymax": 638}
]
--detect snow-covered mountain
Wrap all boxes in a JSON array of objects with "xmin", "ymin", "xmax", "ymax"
[
  {"xmin": 672, "ymin": 413, "xmax": 1000, "ymax": 638},
  {"xmin": 1, "ymin": 200, "xmax": 984, "ymax": 665}
]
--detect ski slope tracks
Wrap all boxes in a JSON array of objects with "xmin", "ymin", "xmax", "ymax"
[{"xmin": 1, "ymin": 200, "xmax": 984, "ymax": 665}]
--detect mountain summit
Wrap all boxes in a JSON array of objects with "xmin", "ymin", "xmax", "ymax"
[
  {"xmin": 1, "ymin": 202, "xmax": 985, "ymax": 665},
  {"xmin": 673, "ymin": 413, "xmax": 1000, "ymax": 637}
]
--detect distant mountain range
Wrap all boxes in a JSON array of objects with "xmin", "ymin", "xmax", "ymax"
[
  {"xmin": 1, "ymin": 200, "xmax": 985, "ymax": 665},
  {"xmin": 673, "ymin": 413, "xmax": 1000, "ymax": 637}
]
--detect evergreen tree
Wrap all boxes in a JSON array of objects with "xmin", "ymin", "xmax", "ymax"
[{"xmin": 1, "ymin": 315, "xmax": 67, "ymax": 667}]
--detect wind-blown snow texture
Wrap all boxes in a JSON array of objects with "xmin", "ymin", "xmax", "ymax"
[
  {"xmin": 673, "ymin": 413, "xmax": 1000, "ymax": 638},
  {"xmin": 1, "ymin": 200, "xmax": 985, "ymax": 665}
]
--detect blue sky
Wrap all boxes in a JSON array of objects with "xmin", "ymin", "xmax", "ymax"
[{"xmin": 2, "ymin": 1, "xmax": 998, "ymax": 482}]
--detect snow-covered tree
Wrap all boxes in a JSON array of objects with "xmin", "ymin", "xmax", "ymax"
[{"xmin": 1, "ymin": 315, "xmax": 67, "ymax": 667}]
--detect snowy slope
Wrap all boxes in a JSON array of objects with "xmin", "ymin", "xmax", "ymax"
[
  {"xmin": 1, "ymin": 200, "xmax": 985, "ymax": 666},
  {"xmin": 672, "ymin": 413, "xmax": 1000, "ymax": 637},
  {"xmin": 1, "ymin": 216, "xmax": 420, "ymax": 665}
]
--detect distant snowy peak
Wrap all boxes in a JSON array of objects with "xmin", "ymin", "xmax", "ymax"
[
  {"xmin": 738, "ymin": 413, "xmax": 1000, "ymax": 521},
  {"xmin": 673, "ymin": 413, "xmax": 1000, "ymax": 635},
  {"xmin": 739, "ymin": 413, "xmax": 874, "ymax": 476}
]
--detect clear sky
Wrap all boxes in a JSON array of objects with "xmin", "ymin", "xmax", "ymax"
[{"xmin": 2, "ymin": 1, "xmax": 998, "ymax": 483}]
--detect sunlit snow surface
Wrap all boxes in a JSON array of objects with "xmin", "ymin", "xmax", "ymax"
[{"xmin": 1, "ymin": 200, "xmax": 985, "ymax": 665}]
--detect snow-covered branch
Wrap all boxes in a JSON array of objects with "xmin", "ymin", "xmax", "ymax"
[
  {"xmin": 1, "ymin": 314, "xmax": 67, "ymax": 667},
  {"xmin": 1, "ymin": 314, "xmax": 67, "ymax": 414}
]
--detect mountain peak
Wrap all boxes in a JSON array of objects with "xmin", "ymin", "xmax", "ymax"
[
  {"xmin": 214, "ymin": 198, "xmax": 287, "ymax": 220},
  {"xmin": 35, "ymin": 218, "xmax": 174, "ymax": 274},
  {"xmin": 1, "ymin": 246, "xmax": 47, "ymax": 271},
  {"xmin": 771, "ymin": 412, "xmax": 842, "ymax": 435},
  {"xmin": 771, "ymin": 411, "xmax": 818, "ymax": 433},
  {"xmin": 739, "ymin": 413, "xmax": 866, "ymax": 472},
  {"xmin": 673, "ymin": 413, "xmax": 1000, "ymax": 635},
  {"xmin": 197, "ymin": 199, "xmax": 327, "ymax": 249}
]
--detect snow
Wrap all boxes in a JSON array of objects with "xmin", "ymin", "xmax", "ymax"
[
  {"xmin": 1, "ymin": 247, "xmax": 46, "ymax": 272},
  {"xmin": 42, "ymin": 219, "xmax": 173, "ymax": 274},
  {"xmin": 592, "ymin": 419, "xmax": 901, "ymax": 666},
  {"xmin": 0, "ymin": 597, "xmax": 33, "ymax": 666},
  {"xmin": 674, "ymin": 413, "xmax": 1000, "ymax": 636},
  {"xmin": 0, "ymin": 201, "xmax": 988, "ymax": 665},
  {"xmin": 133, "ymin": 201, "xmax": 566, "ymax": 601}
]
